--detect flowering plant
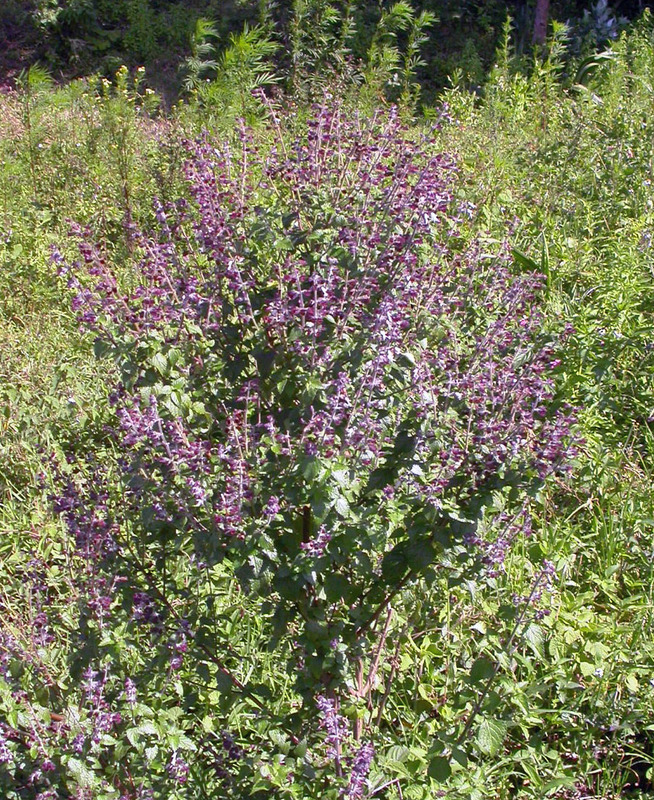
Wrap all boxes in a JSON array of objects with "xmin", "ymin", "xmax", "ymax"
[{"xmin": 1, "ymin": 103, "xmax": 575, "ymax": 798}]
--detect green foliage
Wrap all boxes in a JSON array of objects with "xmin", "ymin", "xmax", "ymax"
[
  {"xmin": 16, "ymin": 64, "xmax": 54, "ymax": 200},
  {"xmin": 31, "ymin": 99, "xmax": 574, "ymax": 796},
  {"xmin": 286, "ymin": 0, "xmax": 356, "ymax": 97},
  {"xmin": 3, "ymin": 10, "xmax": 654, "ymax": 799},
  {"xmin": 0, "ymin": 68, "xmax": 178, "ymax": 500},
  {"xmin": 363, "ymin": 1, "xmax": 416, "ymax": 102},
  {"xmin": 181, "ymin": 17, "xmax": 219, "ymax": 93},
  {"xmin": 192, "ymin": 25, "xmax": 278, "ymax": 127},
  {"xmin": 400, "ymin": 8, "xmax": 437, "ymax": 105}
]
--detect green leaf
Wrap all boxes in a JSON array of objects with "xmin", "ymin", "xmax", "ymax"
[
  {"xmin": 325, "ymin": 573, "xmax": 353, "ymax": 602},
  {"xmin": 331, "ymin": 469, "xmax": 350, "ymax": 487},
  {"xmin": 126, "ymin": 721, "xmax": 158, "ymax": 746},
  {"xmin": 386, "ymin": 745, "xmax": 410, "ymax": 763},
  {"xmin": 145, "ymin": 745, "xmax": 159, "ymax": 762},
  {"xmin": 406, "ymin": 539, "xmax": 435, "ymax": 572},
  {"xmin": 93, "ymin": 339, "xmax": 112, "ymax": 359},
  {"xmin": 151, "ymin": 351, "xmax": 168, "ymax": 375},
  {"xmin": 451, "ymin": 746, "xmax": 468, "ymax": 768},
  {"xmin": 385, "ymin": 759, "xmax": 412, "ymax": 778},
  {"xmin": 469, "ymin": 656, "xmax": 495, "ymax": 684},
  {"xmin": 274, "ymin": 572, "xmax": 304, "ymax": 602},
  {"xmin": 524, "ymin": 623, "xmax": 545, "ymax": 658},
  {"xmin": 214, "ymin": 670, "xmax": 235, "ymax": 693},
  {"xmin": 511, "ymin": 248, "xmax": 539, "ymax": 273},
  {"xmin": 543, "ymin": 777, "xmax": 577, "ymax": 794},
  {"xmin": 66, "ymin": 757, "xmax": 98, "ymax": 788},
  {"xmin": 382, "ymin": 542, "xmax": 408, "ymax": 582},
  {"xmin": 476, "ymin": 718, "xmax": 506, "ymax": 756},
  {"xmin": 428, "ymin": 756, "xmax": 451, "ymax": 782},
  {"xmin": 294, "ymin": 740, "xmax": 308, "ymax": 758},
  {"xmin": 334, "ymin": 496, "xmax": 350, "ymax": 517},
  {"xmin": 301, "ymin": 456, "xmax": 321, "ymax": 481}
]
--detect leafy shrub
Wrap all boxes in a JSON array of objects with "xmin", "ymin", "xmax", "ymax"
[
  {"xmin": 180, "ymin": 17, "xmax": 219, "ymax": 93},
  {"xmin": 190, "ymin": 24, "xmax": 278, "ymax": 126},
  {"xmin": 0, "ymin": 103, "xmax": 575, "ymax": 798}
]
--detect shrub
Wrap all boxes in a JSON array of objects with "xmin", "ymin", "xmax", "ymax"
[{"xmin": 1, "ymin": 103, "xmax": 575, "ymax": 798}]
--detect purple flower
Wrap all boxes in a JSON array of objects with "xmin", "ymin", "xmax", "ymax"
[
  {"xmin": 221, "ymin": 730, "xmax": 242, "ymax": 761},
  {"xmin": 345, "ymin": 742, "xmax": 375, "ymax": 798},
  {"xmin": 167, "ymin": 751, "xmax": 190, "ymax": 784},
  {"xmin": 49, "ymin": 106, "xmax": 579, "ymax": 770},
  {"xmin": 301, "ymin": 526, "xmax": 332, "ymax": 557},
  {"xmin": 29, "ymin": 768, "xmax": 43, "ymax": 785},
  {"xmin": 316, "ymin": 695, "xmax": 349, "ymax": 759},
  {"xmin": 264, "ymin": 495, "xmax": 281, "ymax": 519},
  {"xmin": 81, "ymin": 667, "xmax": 102, "ymax": 703},
  {"xmin": 187, "ymin": 477, "xmax": 207, "ymax": 506},
  {"xmin": 132, "ymin": 591, "xmax": 163, "ymax": 631},
  {"xmin": 0, "ymin": 731, "xmax": 12, "ymax": 764},
  {"xmin": 123, "ymin": 678, "xmax": 137, "ymax": 705},
  {"xmin": 59, "ymin": 105, "xmax": 575, "ymax": 572}
]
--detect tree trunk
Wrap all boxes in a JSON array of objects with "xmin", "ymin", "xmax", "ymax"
[{"xmin": 533, "ymin": 0, "xmax": 550, "ymax": 46}]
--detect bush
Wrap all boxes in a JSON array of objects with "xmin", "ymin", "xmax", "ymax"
[{"xmin": 0, "ymin": 103, "xmax": 575, "ymax": 798}]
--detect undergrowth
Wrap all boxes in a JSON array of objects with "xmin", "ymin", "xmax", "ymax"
[{"xmin": 1, "ymin": 12, "xmax": 654, "ymax": 800}]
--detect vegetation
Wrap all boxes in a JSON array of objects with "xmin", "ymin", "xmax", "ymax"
[
  {"xmin": 0, "ymin": 1, "xmax": 645, "ymax": 96},
  {"xmin": 1, "ymin": 3, "xmax": 654, "ymax": 799}
]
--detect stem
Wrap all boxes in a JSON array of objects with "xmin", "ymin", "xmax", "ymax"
[
  {"xmin": 355, "ymin": 570, "xmax": 412, "ymax": 638},
  {"xmin": 23, "ymin": 86, "xmax": 38, "ymax": 203},
  {"xmin": 533, "ymin": 0, "xmax": 550, "ymax": 46},
  {"xmin": 376, "ymin": 624, "xmax": 406, "ymax": 728},
  {"xmin": 353, "ymin": 606, "xmax": 393, "ymax": 740}
]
